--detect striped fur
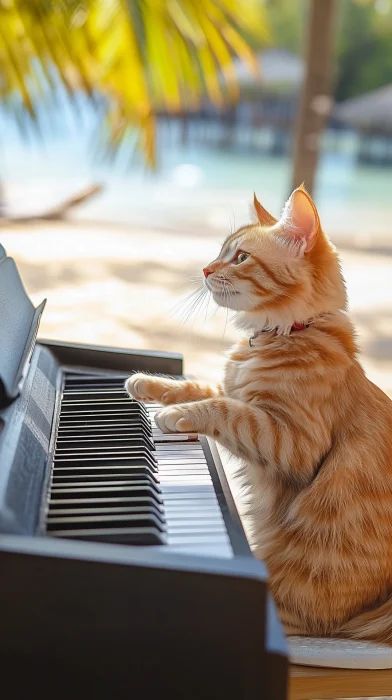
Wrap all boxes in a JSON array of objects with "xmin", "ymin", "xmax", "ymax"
[{"xmin": 126, "ymin": 186, "xmax": 392, "ymax": 643}]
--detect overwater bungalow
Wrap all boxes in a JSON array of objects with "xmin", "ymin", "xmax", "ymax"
[
  {"xmin": 158, "ymin": 49, "xmax": 305, "ymax": 155},
  {"xmin": 333, "ymin": 84, "xmax": 392, "ymax": 166}
]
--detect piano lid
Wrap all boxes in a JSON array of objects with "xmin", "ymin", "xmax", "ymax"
[{"xmin": 0, "ymin": 246, "xmax": 46, "ymax": 408}]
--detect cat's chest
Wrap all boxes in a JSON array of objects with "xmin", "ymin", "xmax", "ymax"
[{"xmin": 223, "ymin": 339, "xmax": 270, "ymax": 400}]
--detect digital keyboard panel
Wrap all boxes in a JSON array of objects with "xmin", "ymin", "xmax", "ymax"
[{"xmin": 45, "ymin": 373, "xmax": 233, "ymax": 558}]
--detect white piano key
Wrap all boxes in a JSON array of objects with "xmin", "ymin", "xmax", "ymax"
[
  {"xmin": 159, "ymin": 474, "xmax": 211, "ymax": 479},
  {"xmin": 152, "ymin": 433, "xmax": 200, "ymax": 442},
  {"xmin": 159, "ymin": 486, "xmax": 218, "ymax": 496},
  {"xmin": 164, "ymin": 510, "xmax": 226, "ymax": 521},
  {"xmin": 50, "ymin": 383, "xmax": 236, "ymax": 559},
  {"xmin": 156, "ymin": 446, "xmax": 204, "ymax": 454},
  {"xmin": 166, "ymin": 544, "xmax": 233, "ymax": 558},
  {"xmin": 166, "ymin": 533, "xmax": 230, "ymax": 545},
  {"xmin": 163, "ymin": 505, "xmax": 223, "ymax": 514},
  {"xmin": 154, "ymin": 446, "xmax": 204, "ymax": 452},
  {"xmin": 151, "ymin": 428, "xmax": 233, "ymax": 557},
  {"xmin": 159, "ymin": 463, "xmax": 205, "ymax": 470},
  {"xmin": 166, "ymin": 518, "xmax": 224, "ymax": 528},
  {"xmin": 159, "ymin": 480, "xmax": 213, "ymax": 488},
  {"xmin": 167, "ymin": 528, "xmax": 228, "ymax": 538},
  {"xmin": 158, "ymin": 463, "xmax": 210, "ymax": 472},
  {"xmin": 154, "ymin": 452, "xmax": 205, "ymax": 459}
]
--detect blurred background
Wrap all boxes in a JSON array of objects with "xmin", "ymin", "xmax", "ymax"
[{"xmin": 1, "ymin": 0, "xmax": 392, "ymax": 390}]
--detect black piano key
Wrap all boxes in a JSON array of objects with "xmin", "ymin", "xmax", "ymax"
[
  {"xmin": 44, "ymin": 371, "xmax": 241, "ymax": 548},
  {"xmin": 56, "ymin": 430, "xmax": 152, "ymax": 442},
  {"xmin": 57, "ymin": 424, "xmax": 152, "ymax": 438},
  {"xmin": 65, "ymin": 380, "xmax": 127, "ymax": 385},
  {"xmin": 53, "ymin": 451, "xmax": 158, "ymax": 470},
  {"xmin": 62, "ymin": 390, "xmax": 129, "ymax": 400},
  {"xmin": 52, "ymin": 471, "xmax": 159, "ymax": 485},
  {"xmin": 47, "ymin": 527, "xmax": 165, "ymax": 545},
  {"xmin": 49, "ymin": 482, "xmax": 162, "ymax": 500},
  {"xmin": 50, "ymin": 484, "xmax": 161, "ymax": 497},
  {"xmin": 48, "ymin": 496, "xmax": 164, "ymax": 511},
  {"xmin": 59, "ymin": 400, "xmax": 147, "ymax": 410},
  {"xmin": 55, "ymin": 436, "xmax": 155, "ymax": 452},
  {"xmin": 58, "ymin": 414, "xmax": 152, "ymax": 431},
  {"xmin": 63, "ymin": 375, "xmax": 136, "ymax": 384},
  {"xmin": 52, "ymin": 466, "xmax": 159, "ymax": 482},
  {"xmin": 61, "ymin": 397, "xmax": 134, "ymax": 405},
  {"xmin": 46, "ymin": 512, "xmax": 165, "ymax": 532},
  {"xmin": 47, "ymin": 505, "xmax": 166, "ymax": 523},
  {"xmin": 60, "ymin": 401, "xmax": 145, "ymax": 412}
]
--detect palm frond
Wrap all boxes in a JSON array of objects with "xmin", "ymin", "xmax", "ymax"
[{"xmin": 0, "ymin": 0, "xmax": 269, "ymax": 165}]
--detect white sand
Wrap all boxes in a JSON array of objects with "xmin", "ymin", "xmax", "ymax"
[{"xmin": 1, "ymin": 218, "xmax": 392, "ymax": 394}]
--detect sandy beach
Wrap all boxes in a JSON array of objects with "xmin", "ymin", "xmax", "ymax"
[{"xmin": 2, "ymin": 216, "xmax": 392, "ymax": 397}]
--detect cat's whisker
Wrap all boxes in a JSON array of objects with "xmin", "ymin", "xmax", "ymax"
[
  {"xmin": 220, "ymin": 281, "xmax": 234, "ymax": 343},
  {"xmin": 169, "ymin": 289, "xmax": 206, "ymax": 323},
  {"xmin": 176, "ymin": 276, "xmax": 205, "ymax": 294},
  {"xmin": 177, "ymin": 281, "xmax": 202, "ymax": 294},
  {"xmin": 226, "ymin": 280, "xmax": 253, "ymax": 305},
  {"xmin": 188, "ymin": 288, "xmax": 209, "ymax": 327},
  {"xmin": 203, "ymin": 290, "xmax": 211, "ymax": 327},
  {"xmin": 169, "ymin": 285, "xmax": 204, "ymax": 313},
  {"xmin": 178, "ymin": 288, "xmax": 208, "ymax": 327},
  {"xmin": 178, "ymin": 293, "xmax": 206, "ymax": 325},
  {"xmin": 207, "ymin": 302, "xmax": 220, "ymax": 320}
]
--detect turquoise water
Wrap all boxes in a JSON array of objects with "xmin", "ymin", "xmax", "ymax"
[{"xmin": 1, "ymin": 100, "xmax": 392, "ymax": 241}]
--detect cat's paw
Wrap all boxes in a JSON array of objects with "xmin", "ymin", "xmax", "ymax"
[
  {"xmin": 125, "ymin": 373, "xmax": 178, "ymax": 404},
  {"xmin": 154, "ymin": 404, "xmax": 197, "ymax": 433},
  {"xmin": 125, "ymin": 373, "xmax": 163, "ymax": 402}
]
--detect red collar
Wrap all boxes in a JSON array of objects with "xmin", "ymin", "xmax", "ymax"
[
  {"xmin": 291, "ymin": 322, "xmax": 309, "ymax": 332},
  {"xmin": 249, "ymin": 322, "xmax": 310, "ymax": 347}
]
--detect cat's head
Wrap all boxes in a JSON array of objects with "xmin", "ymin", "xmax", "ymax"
[{"xmin": 203, "ymin": 185, "xmax": 347, "ymax": 333}]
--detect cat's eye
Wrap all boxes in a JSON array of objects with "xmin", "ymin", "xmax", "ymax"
[{"xmin": 235, "ymin": 251, "xmax": 250, "ymax": 264}]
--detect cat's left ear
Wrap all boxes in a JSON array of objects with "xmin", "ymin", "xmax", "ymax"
[
  {"xmin": 253, "ymin": 193, "xmax": 278, "ymax": 227},
  {"xmin": 277, "ymin": 184, "xmax": 319, "ymax": 253}
]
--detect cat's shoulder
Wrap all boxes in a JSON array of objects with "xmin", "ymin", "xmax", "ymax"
[{"xmin": 226, "ymin": 336, "xmax": 256, "ymax": 364}]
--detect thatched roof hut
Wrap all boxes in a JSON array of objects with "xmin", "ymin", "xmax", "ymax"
[
  {"xmin": 333, "ymin": 84, "xmax": 392, "ymax": 132},
  {"xmin": 234, "ymin": 48, "xmax": 304, "ymax": 96}
]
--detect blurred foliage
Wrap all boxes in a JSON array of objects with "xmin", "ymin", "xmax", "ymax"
[
  {"xmin": 264, "ymin": 0, "xmax": 306, "ymax": 54},
  {"xmin": 0, "ymin": 0, "xmax": 268, "ymax": 165},
  {"xmin": 264, "ymin": 0, "xmax": 392, "ymax": 103},
  {"xmin": 335, "ymin": 0, "xmax": 392, "ymax": 101}
]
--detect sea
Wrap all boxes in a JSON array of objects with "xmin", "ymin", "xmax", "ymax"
[{"xmin": 1, "ymin": 96, "xmax": 392, "ymax": 246}]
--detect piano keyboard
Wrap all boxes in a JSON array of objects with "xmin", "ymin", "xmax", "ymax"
[
  {"xmin": 0, "ymin": 243, "xmax": 290, "ymax": 697},
  {"xmin": 45, "ymin": 373, "xmax": 233, "ymax": 558}
]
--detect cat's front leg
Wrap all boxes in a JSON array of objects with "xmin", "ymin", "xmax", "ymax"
[
  {"xmin": 156, "ymin": 398, "xmax": 319, "ymax": 482},
  {"xmin": 155, "ymin": 398, "xmax": 272, "ymax": 464},
  {"xmin": 125, "ymin": 373, "xmax": 221, "ymax": 405}
]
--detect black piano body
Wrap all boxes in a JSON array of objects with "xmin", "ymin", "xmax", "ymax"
[{"xmin": 0, "ymin": 244, "xmax": 288, "ymax": 698}]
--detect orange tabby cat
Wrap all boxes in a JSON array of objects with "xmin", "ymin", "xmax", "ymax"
[{"xmin": 126, "ymin": 185, "xmax": 392, "ymax": 644}]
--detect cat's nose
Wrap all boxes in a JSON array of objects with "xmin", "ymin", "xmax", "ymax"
[{"xmin": 203, "ymin": 267, "xmax": 213, "ymax": 278}]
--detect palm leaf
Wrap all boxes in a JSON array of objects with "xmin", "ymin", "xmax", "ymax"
[{"xmin": 0, "ymin": 0, "xmax": 269, "ymax": 166}]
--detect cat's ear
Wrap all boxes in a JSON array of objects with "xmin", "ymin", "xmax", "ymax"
[
  {"xmin": 253, "ymin": 193, "xmax": 278, "ymax": 227},
  {"xmin": 277, "ymin": 184, "xmax": 319, "ymax": 253}
]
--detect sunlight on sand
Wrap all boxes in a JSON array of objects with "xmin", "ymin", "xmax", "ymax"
[{"xmin": 1, "ymin": 219, "xmax": 392, "ymax": 393}]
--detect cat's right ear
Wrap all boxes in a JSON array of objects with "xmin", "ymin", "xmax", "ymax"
[
  {"xmin": 278, "ymin": 184, "xmax": 319, "ymax": 253},
  {"xmin": 253, "ymin": 193, "xmax": 278, "ymax": 227}
]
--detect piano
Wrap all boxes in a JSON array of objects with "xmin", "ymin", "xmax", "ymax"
[{"xmin": 0, "ymin": 243, "xmax": 288, "ymax": 698}]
